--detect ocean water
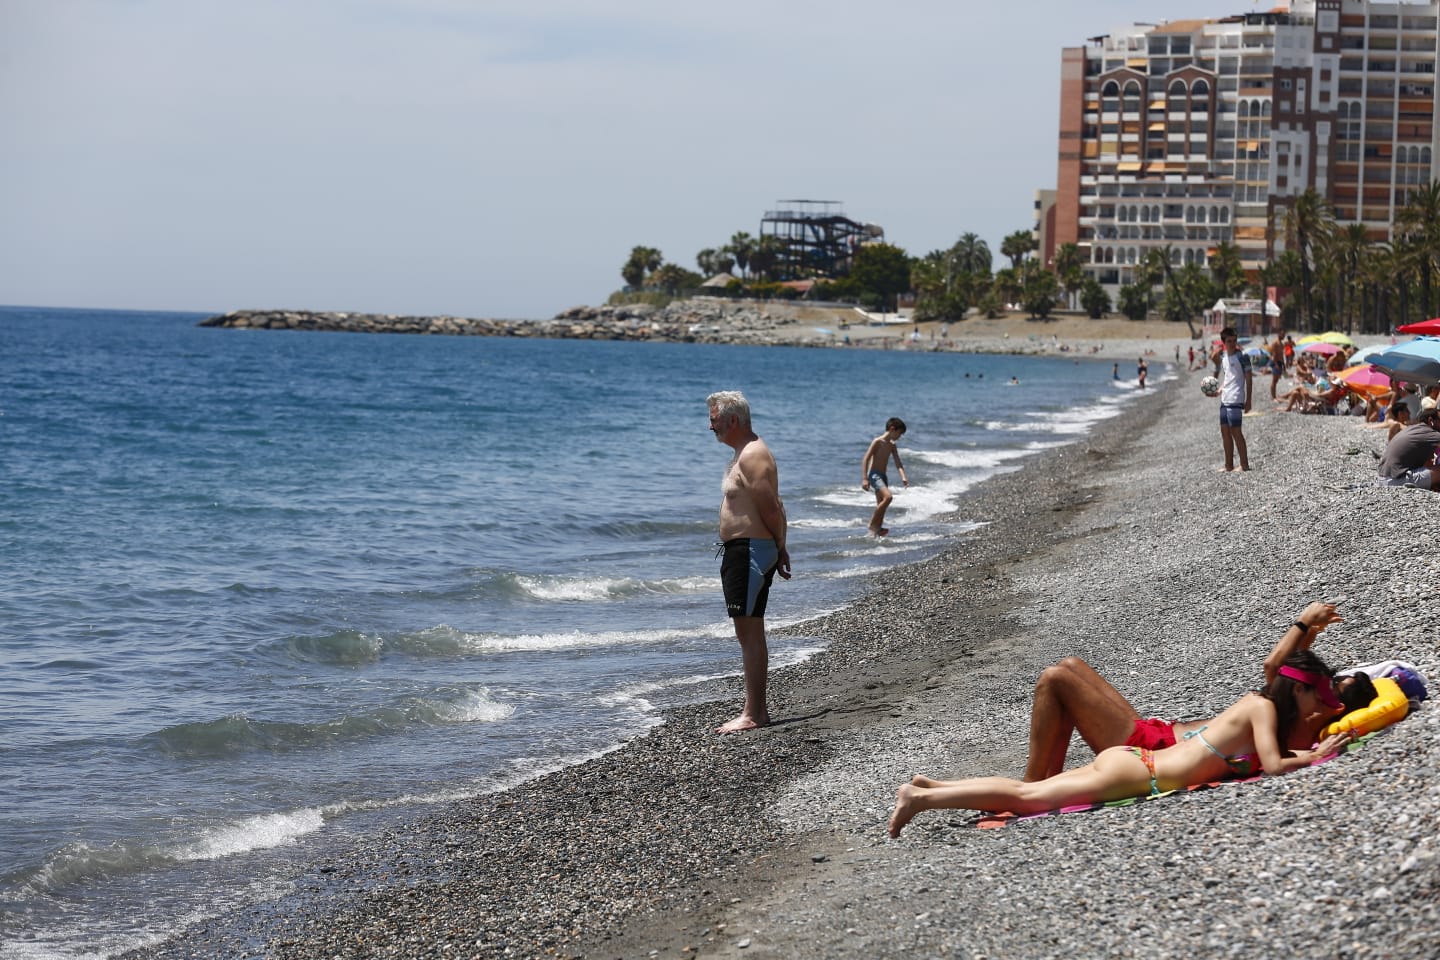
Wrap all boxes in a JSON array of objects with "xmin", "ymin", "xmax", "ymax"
[{"xmin": 0, "ymin": 306, "xmax": 1162, "ymax": 957}]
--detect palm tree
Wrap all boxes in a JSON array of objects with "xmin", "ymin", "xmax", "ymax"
[
  {"xmin": 749, "ymin": 235, "xmax": 784, "ymax": 283},
  {"xmin": 951, "ymin": 233, "xmax": 992, "ymax": 275},
  {"xmin": 727, "ymin": 232, "xmax": 756, "ymax": 280},
  {"xmin": 621, "ymin": 245, "xmax": 663, "ymax": 289},
  {"xmin": 1282, "ymin": 188, "xmax": 1335, "ymax": 330},
  {"xmin": 1051, "ymin": 242, "xmax": 1084, "ymax": 309},
  {"xmin": 1396, "ymin": 180, "xmax": 1440, "ymax": 319},
  {"xmin": 1326, "ymin": 223, "xmax": 1370, "ymax": 333},
  {"xmin": 1208, "ymin": 242, "xmax": 1246, "ymax": 299},
  {"xmin": 1000, "ymin": 230, "xmax": 1037, "ymax": 271}
]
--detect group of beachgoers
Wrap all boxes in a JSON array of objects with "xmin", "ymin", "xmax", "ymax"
[{"xmin": 1204, "ymin": 327, "xmax": 1440, "ymax": 488}]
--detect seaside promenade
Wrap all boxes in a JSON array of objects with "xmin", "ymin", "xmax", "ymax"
[{"xmin": 130, "ymin": 366, "xmax": 1440, "ymax": 960}]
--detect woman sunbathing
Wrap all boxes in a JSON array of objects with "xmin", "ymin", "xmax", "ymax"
[
  {"xmin": 890, "ymin": 650, "xmax": 1354, "ymax": 837},
  {"xmin": 1021, "ymin": 601, "xmax": 1373, "ymax": 781}
]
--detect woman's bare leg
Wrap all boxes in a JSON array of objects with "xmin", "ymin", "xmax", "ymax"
[
  {"xmin": 1024, "ymin": 657, "xmax": 1141, "ymax": 781},
  {"xmin": 893, "ymin": 750, "xmax": 1151, "ymax": 837}
]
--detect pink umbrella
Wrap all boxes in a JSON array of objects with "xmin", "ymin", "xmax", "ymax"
[
  {"xmin": 1397, "ymin": 318, "xmax": 1440, "ymax": 335},
  {"xmin": 1300, "ymin": 341, "xmax": 1342, "ymax": 355},
  {"xmin": 1333, "ymin": 364, "xmax": 1393, "ymax": 397}
]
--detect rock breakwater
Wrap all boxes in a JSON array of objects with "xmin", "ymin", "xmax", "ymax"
[{"xmin": 198, "ymin": 301, "xmax": 831, "ymax": 346}]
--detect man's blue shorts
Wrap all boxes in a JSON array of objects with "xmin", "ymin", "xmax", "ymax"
[
  {"xmin": 1219, "ymin": 403, "xmax": 1245, "ymax": 428},
  {"xmin": 867, "ymin": 469, "xmax": 889, "ymax": 490},
  {"xmin": 720, "ymin": 537, "xmax": 778, "ymax": 619}
]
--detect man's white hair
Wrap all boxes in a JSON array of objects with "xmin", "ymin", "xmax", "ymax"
[{"xmin": 707, "ymin": 390, "xmax": 751, "ymax": 428}]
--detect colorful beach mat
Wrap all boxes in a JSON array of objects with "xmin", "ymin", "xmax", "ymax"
[{"xmin": 972, "ymin": 733, "xmax": 1374, "ymax": 830}]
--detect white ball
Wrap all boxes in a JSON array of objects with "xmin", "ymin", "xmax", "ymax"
[{"xmin": 1200, "ymin": 376, "xmax": 1221, "ymax": 397}]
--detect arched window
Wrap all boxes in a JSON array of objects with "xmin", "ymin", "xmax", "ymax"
[
  {"xmin": 1238, "ymin": 100, "xmax": 1251, "ymax": 118},
  {"xmin": 1123, "ymin": 80, "xmax": 1143, "ymax": 113},
  {"xmin": 1191, "ymin": 79, "xmax": 1210, "ymax": 98},
  {"xmin": 1261, "ymin": 101, "xmax": 1272, "ymax": 118},
  {"xmin": 1220, "ymin": 207, "xmax": 1230, "ymax": 223}
]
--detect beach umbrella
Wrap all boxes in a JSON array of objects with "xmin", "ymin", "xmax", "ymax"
[
  {"xmin": 1364, "ymin": 339, "xmax": 1440, "ymax": 385},
  {"xmin": 1299, "ymin": 341, "xmax": 1342, "ymax": 355},
  {"xmin": 1333, "ymin": 364, "xmax": 1393, "ymax": 398},
  {"xmin": 1242, "ymin": 345, "xmax": 1270, "ymax": 366},
  {"xmin": 1294, "ymin": 334, "xmax": 1325, "ymax": 345},
  {"xmin": 1319, "ymin": 331, "xmax": 1357, "ymax": 348},
  {"xmin": 1397, "ymin": 318, "xmax": 1440, "ymax": 336},
  {"xmin": 1348, "ymin": 344, "xmax": 1391, "ymax": 365}
]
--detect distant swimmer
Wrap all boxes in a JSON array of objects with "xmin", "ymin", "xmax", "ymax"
[
  {"xmin": 1007, "ymin": 376, "xmax": 1019, "ymax": 386},
  {"xmin": 861, "ymin": 417, "xmax": 908, "ymax": 536},
  {"xmin": 708, "ymin": 390, "xmax": 791, "ymax": 734}
]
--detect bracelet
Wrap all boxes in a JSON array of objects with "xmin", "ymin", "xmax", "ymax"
[{"xmin": 1291, "ymin": 620, "xmax": 1310, "ymax": 634}]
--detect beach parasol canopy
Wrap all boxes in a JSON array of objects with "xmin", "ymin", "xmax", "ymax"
[
  {"xmin": 1319, "ymin": 331, "xmax": 1357, "ymax": 347},
  {"xmin": 1299, "ymin": 341, "xmax": 1342, "ymax": 355},
  {"xmin": 1364, "ymin": 339, "xmax": 1440, "ymax": 386},
  {"xmin": 1242, "ymin": 345, "xmax": 1271, "ymax": 366},
  {"xmin": 1333, "ymin": 364, "xmax": 1394, "ymax": 397},
  {"xmin": 1348, "ymin": 344, "xmax": 1391, "ymax": 365},
  {"xmin": 1396, "ymin": 318, "xmax": 1440, "ymax": 336}
]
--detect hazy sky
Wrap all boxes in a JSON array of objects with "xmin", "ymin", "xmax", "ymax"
[{"xmin": 2, "ymin": 0, "xmax": 1252, "ymax": 319}]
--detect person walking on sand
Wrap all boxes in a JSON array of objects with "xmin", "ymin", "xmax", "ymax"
[
  {"xmin": 1211, "ymin": 326, "xmax": 1252, "ymax": 471},
  {"xmin": 708, "ymin": 391, "xmax": 791, "ymax": 733},
  {"xmin": 861, "ymin": 417, "xmax": 908, "ymax": 536},
  {"xmin": 1268, "ymin": 333, "xmax": 1286, "ymax": 400}
]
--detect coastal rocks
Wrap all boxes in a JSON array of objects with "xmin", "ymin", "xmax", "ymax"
[
  {"xmin": 197, "ymin": 310, "xmax": 517, "ymax": 337},
  {"xmin": 197, "ymin": 300, "xmax": 823, "ymax": 347}
]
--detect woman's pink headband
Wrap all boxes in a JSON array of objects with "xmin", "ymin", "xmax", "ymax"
[{"xmin": 1279, "ymin": 665, "xmax": 1341, "ymax": 709}]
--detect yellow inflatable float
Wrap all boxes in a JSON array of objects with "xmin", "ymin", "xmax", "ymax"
[{"xmin": 1323, "ymin": 676, "xmax": 1410, "ymax": 738}]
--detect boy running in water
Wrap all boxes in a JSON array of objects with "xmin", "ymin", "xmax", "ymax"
[{"xmin": 861, "ymin": 417, "xmax": 908, "ymax": 536}]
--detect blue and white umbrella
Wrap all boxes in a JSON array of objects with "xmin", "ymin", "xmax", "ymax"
[{"xmin": 1365, "ymin": 338, "xmax": 1440, "ymax": 386}]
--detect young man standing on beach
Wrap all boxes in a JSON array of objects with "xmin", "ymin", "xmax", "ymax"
[
  {"xmin": 861, "ymin": 417, "xmax": 908, "ymax": 536},
  {"xmin": 708, "ymin": 391, "xmax": 791, "ymax": 733},
  {"xmin": 1210, "ymin": 326, "xmax": 1252, "ymax": 471}
]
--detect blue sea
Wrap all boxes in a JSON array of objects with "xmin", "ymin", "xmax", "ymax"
[{"xmin": 0, "ymin": 306, "xmax": 1162, "ymax": 957}]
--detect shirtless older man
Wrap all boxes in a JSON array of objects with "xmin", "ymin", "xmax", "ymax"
[{"xmin": 708, "ymin": 391, "xmax": 791, "ymax": 733}]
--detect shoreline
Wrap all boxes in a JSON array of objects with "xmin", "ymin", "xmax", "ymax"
[{"xmin": 128, "ymin": 370, "xmax": 1440, "ymax": 959}]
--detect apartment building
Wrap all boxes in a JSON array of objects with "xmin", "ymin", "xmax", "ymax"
[{"xmin": 1052, "ymin": 0, "xmax": 1439, "ymax": 293}]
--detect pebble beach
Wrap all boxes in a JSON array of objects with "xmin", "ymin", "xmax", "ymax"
[{"xmin": 125, "ymin": 360, "xmax": 1439, "ymax": 960}]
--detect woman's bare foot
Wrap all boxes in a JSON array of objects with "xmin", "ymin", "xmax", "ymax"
[
  {"xmin": 889, "ymin": 784, "xmax": 922, "ymax": 837},
  {"xmin": 716, "ymin": 712, "xmax": 768, "ymax": 734}
]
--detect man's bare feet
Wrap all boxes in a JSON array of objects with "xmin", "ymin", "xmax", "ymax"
[
  {"xmin": 910, "ymin": 774, "xmax": 943, "ymax": 788},
  {"xmin": 889, "ymin": 784, "xmax": 921, "ymax": 837},
  {"xmin": 716, "ymin": 712, "xmax": 768, "ymax": 734}
]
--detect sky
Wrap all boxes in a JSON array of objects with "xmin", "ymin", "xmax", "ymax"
[{"xmin": 1, "ymin": 0, "xmax": 1259, "ymax": 319}]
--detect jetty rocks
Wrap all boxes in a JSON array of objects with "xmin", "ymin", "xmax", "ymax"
[{"xmin": 198, "ymin": 301, "xmax": 827, "ymax": 346}]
